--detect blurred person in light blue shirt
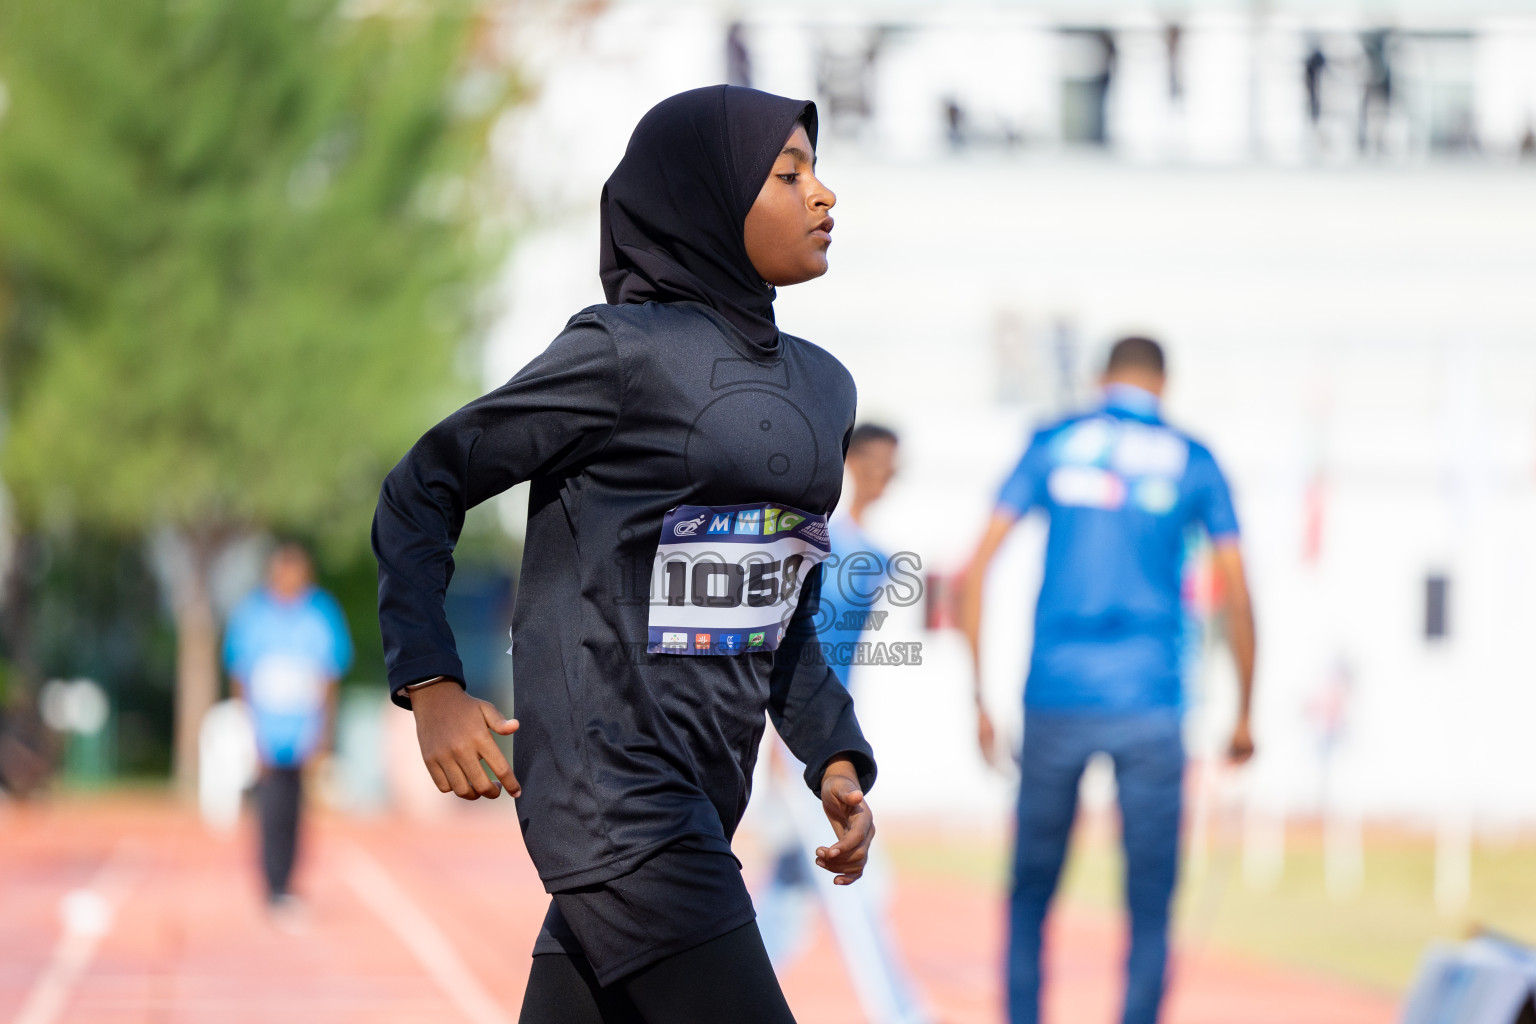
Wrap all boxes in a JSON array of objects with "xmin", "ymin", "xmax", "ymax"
[
  {"xmin": 757, "ymin": 424, "xmax": 932, "ymax": 1024},
  {"xmin": 960, "ymin": 337, "xmax": 1256, "ymax": 1024},
  {"xmin": 822, "ymin": 423, "xmax": 900, "ymax": 686},
  {"xmin": 224, "ymin": 542, "xmax": 351, "ymax": 912}
]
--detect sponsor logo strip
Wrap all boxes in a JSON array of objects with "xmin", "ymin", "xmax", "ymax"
[
  {"xmin": 647, "ymin": 625, "xmax": 781, "ymax": 656},
  {"xmin": 657, "ymin": 503, "xmax": 829, "ymax": 547}
]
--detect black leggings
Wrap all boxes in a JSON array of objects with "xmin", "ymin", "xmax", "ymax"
[{"xmin": 517, "ymin": 921, "xmax": 796, "ymax": 1024}]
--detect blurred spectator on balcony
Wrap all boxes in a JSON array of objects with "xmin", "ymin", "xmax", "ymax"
[
  {"xmin": 944, "ymin": 97, "xmax": 967, "ymax": 150},
  {"xmin": 1359, "ymin": 30, "xmax": 1394, "ymax": 154},
  {"xmin": 1305, "ymin": 38, "xmax": 1328, "ymax": 129},
  {"xmin": 1164, "ymin": 23, "xmax": 1184, "ymax": 105},
  {"xmin": 727, "ymin": 22, "xmax": 752, "ymax": 88}
]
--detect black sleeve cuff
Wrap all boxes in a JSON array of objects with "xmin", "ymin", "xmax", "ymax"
[{"xmin": 804, "ymin": 744, "xmax": 878, "ymax": 797}]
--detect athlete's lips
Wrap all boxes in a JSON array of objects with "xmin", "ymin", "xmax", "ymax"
[{"xmin": 810, "ymin": 216, "xmax": 834, "ymax": 244}]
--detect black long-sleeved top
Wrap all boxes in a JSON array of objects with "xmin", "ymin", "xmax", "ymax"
[{"xmin": 373, "ymin": 301, "xmax": 876, "ymax": 890}]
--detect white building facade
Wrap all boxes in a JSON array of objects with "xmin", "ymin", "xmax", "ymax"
[{"xmin": 480, "ymin": 0, "xmax": 1536, "ymax": 831}]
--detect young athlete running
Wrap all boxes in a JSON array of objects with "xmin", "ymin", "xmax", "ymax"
[{"xmin": 372, "ymin": 86, "xmax": 877, "ymax": 1024}]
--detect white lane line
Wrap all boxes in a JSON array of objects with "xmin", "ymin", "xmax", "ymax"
[
  {"xmin": 337, "ymin": 841, "xmax": 515, "ymax": 1024},
  {"xmin": 11, "ymin": 841, "xmax": 136, "ymax": 1024}
]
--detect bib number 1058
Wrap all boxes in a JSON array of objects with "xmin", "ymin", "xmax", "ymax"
[{"xmin": 660, "ymin": 554, "xmax": 807, "ymax": 610}]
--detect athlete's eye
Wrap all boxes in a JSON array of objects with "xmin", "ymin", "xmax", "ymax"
[{"xmin": 777, "ymin": 173, "xmax": 800, "ymax": 184}]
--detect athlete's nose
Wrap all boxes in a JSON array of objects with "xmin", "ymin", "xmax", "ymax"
[{"xmin": 810, "ymin": 177, "xmax": 835, "ymax": 212}]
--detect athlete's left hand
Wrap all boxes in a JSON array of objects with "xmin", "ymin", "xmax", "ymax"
[{"xmin": 815, "ymin": 758, "xmax": 874, "ymax": 885}]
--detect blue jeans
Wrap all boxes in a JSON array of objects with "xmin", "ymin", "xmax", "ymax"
[{"xmin": 1008, "ymin": 710, "xmax": 1184, "ymax": 1024}]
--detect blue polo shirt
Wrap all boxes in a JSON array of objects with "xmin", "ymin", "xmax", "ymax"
[
  {"xmin": 223, "ymin": 586, "xmax": 352, "ymax": 767},
  {"xmin": 998, "ymin": 385, "xmax": 1239, "ymax": 712}
]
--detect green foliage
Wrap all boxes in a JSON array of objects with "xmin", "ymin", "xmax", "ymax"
[{"xmin": 0, "ymin": 0, "xmax": 509, "ymax": 551}]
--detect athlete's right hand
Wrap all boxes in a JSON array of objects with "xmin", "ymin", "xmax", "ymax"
[{"xmin": 410, "ymin": 681, "xmax": 520, "ymax": 800}]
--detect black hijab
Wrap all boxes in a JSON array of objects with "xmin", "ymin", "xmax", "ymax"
[{"xmin": 599, "ymin": 85, "xmax": 818, "ymax": 359}]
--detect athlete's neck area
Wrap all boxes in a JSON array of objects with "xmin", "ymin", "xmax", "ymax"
[{"xmin": 1102, "ymin": 382, "xmax": 1161, "ymax": 416}]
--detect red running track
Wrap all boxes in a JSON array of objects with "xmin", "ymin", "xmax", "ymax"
[{"xmin": 0, "ymin": 797, "xmax": 1398, "ymax": 1024}]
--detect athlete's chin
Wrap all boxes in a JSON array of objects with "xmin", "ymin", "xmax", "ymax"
[{"xmin": 772, "ymin": 256, "xmax": 829, "ymax": 287}]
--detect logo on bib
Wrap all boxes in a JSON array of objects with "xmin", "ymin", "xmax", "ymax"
[
  {"xmin": 799, "ymin": 520, "xmax": 830, "ymax": 545},
  {"xmin": 672, "ymin": 514, "xmax": 707, "ymax": 538}
]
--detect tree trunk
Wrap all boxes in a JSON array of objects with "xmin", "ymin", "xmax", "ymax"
[
  {"xmin": 0, "ymin": 532, "xmax": 56, "ymax": 798},
  {"xmin": 171, "ymin": 530, "xmax": 222, "ymax": 800},
  {"xmin": 0, "ymin": 532, "xmax": 42, "ymax": 692}
]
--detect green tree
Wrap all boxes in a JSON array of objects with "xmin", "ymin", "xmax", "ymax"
[{"xmin": 0, "ymin": 0, "xmax": 511, "ymax": 793}]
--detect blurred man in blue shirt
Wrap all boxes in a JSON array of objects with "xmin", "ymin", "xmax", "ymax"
[
  {"xmin": 960, "ymin": 337, "xmax": 1256, "ymax": 1024},
  {"xmin": 224, "ymin": 543, "xmax": 352, "ymax": 913}
]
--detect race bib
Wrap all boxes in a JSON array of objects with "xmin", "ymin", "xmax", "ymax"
[{"xmin": 647, "ymin": 502, "xmax": 831, "ymax": 656}]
